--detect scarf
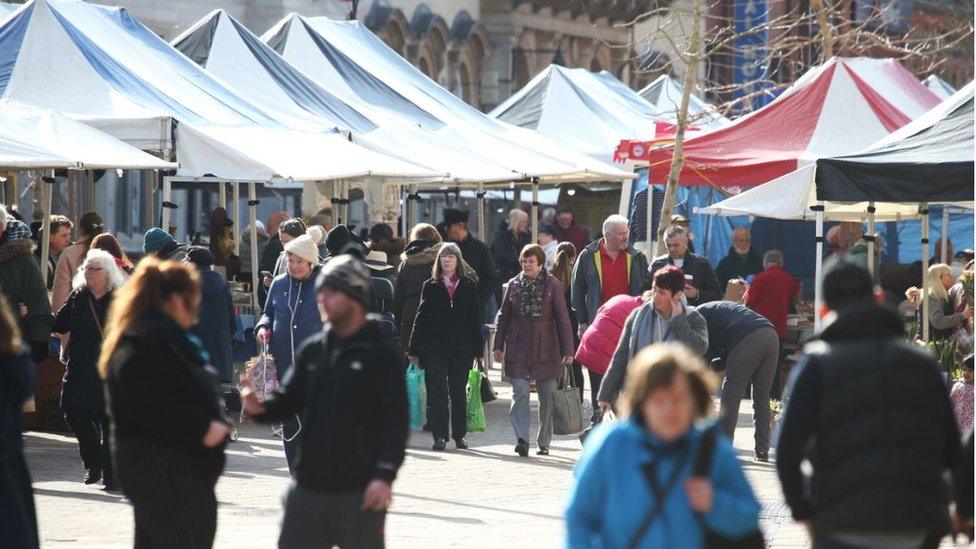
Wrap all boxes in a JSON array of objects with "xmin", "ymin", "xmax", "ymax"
[{"xmin": 514, "ymin": 270, "xmax": 546, "ymax": 318}]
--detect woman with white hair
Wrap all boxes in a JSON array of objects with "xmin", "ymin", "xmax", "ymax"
[
  {"xmin": 53, "ymin": 249, "xmax": 126, "ymax": 491},
  {"xmin": 921, "ymin": 263, "xmax": 972, "ymax": 342},
  {"xmin": 491, "ymin": 208, "xmax": 531, "ymax": 283}
]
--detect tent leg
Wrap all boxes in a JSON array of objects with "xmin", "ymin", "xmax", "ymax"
[
  {"xmin": 531, "ymin": 177, "xmax": 539, "ymax": 243},
  {"xmin": 144, "ymin": 170, "xmax": 156, "ymax": 234},
  {"xmin": 68, "ymin": 171, "xmax": 79, "ymax": 240},
  {"xmin": 161, "ymin": 176, "xmax": 173, "ymax": 230},
  {"xmin": 249, "ymin": 182, "xmax": 260, "ymax": 311},
  {"xmin": 408, "ymin": 183, "xmax": 418, "ymax": 228},
  {"xmin": 39, "ymin": 170, "xmax": 54, "ymax": 285},
  {"xmin": 814, "ymin": 203, "xmax": 824, "ymax": 333},
  {"xmin": 867, "ymin": 202, "xmax": 875, "ymax": 278},
  {"xmin": 232, "ymin": 182, "xmax": 240, "ymax": 256},
  {"xmin": 10, "ymin": 174, "xmax": 18, "ymax": 210},
  {"xmin": 921, "ymin": 204, "xmax": 930, "ymax": 342},
  {"xmin": 218, "ymin": 181, "xmax": 226, "ymax": 211},
  {"xmin": 91, "ymin": 171, "xmax": 98, "ymax": 212},
  {"xmin": 477, "ymin": 182, "xmax": 486, "ymax": 242},
  {"xmin": 940, "ymin": 207, "xmax": 949, "ymax": 263}
]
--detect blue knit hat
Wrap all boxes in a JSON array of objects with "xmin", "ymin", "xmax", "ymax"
[
  {"xmin": 144, "ymin": 227, "xmax": 175, "ymax": 255},
  {"xmin": 1, "ymin": 219, "xmax": 32, "ymax": 244}
]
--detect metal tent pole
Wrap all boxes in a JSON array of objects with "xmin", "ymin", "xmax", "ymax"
[
  {"xmin": 921, "ymin": 204, "xmax": 930, "ymax": 341},
  {"xmin": 39, "ymin": 171, "xmax": 54, "ymax": 285},
  {"xmin": 161, "ymin": 176, "xmax": 173, "ymax": 230},
  {"xmin": 814, "ymin": 203, "xmax": 825, "ymax": 333},
  {"xmin": 408, "ymin": 183, "xmax": 418, "ymax": 228},
  {"xmin": 218, "ymin": 181, "xmax": 226, "ymax": 210},
  {"xmin": 144, "ymin": 170, "xmax": 156, "ymax": 235},
  {"xmin": 248, "ymin": 182, "xmax": 260, "ymax": 311},
  {"xmin": 68, "ymin": 170, "xmax": 79, "ymax": 240},
  {"xmin": 476, "ymin": 181, "xmax": 486, "ymax": 241},
  {"xmin": 867, "ymin": 202, "xmax": 876, "ymax": 278},
  {"xmin": 530, "ymin": 177, "xmax": 539, "ymax": 243},
  {"xmin": 232, "ymin": 182, "xmax": 240, "ymax": 256},
  {"xmin": 940, "ymin": 206, "xmax": 949, "ymax": 263}
]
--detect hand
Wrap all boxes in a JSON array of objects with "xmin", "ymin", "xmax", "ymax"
[
  {"xmin": 801, "ymin": 520, "xmax": 814, "ymax": 540},
  {"xmin": 597, "ymin": 401, "xmax": 613, "ymax": 413},
  {"xmin": 671, "ymin": 294, "xmax": 685, "ymax": 316},
  {"xmin": 262, "ymin": 274, "xmax": 273, "ymax": 288},
  {"xmin": 578, "ymin": 323, "xmax": 588, "ymax": 338},
  {"xmin": 361, "ymin": 479, "xmax": 392, "ymax": 511},
  {"xmin": 407, "ymin": 355, "xmax": 420, "ymax": 367},
  {"xmin": 256, "ymin": 328, "xmax": 270, "ymax": 343},
  {"xmin": 685, "ymin": 478, "xmax": 713, "ymax": 513},
  {"xmin": 905, "ymin": 287, "xmax": 921, "ymax": 301},
  {"xmin": 239, "ymin": 375, "xmax": 267, "ymax": 416},
  {"xmin": 683, "ymin": 284, "xmax": 699, "ymax": 300},
  {"xmin": 202, "ymin": 420, "xmax": 231, "ymax": 448},
  {"xmin": 492, "ymin": 350, "xmax": 504, "ymax": 363},
  {"xmin": 561, "ymin": 356, "xmax": 574, "ymax": 367}
]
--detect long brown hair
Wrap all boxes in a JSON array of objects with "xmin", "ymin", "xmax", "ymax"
[
  {"xmin": 0, "ymin": 293, "xmax": 23, "ymax": 355},
  {"xmin": 98, "ymin": 257, "xmax": 201, "ymax": 377},
  {"xmin": 78, "ymin": 212, "xmax": 105, "ymax": 247},
  {"xmin": 552, "ymin": 241, "xmax": 577, "ymax": 289},
  {"xmin": 431, "ymin": 242, "xmax": 463, "ymax": 279},
  {"xmin": 90, "ymin": 232, "xmax": 130, "ymax": 264}
]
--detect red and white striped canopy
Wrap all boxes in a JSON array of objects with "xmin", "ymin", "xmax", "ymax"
[{"xmin": 621, "ymin": 57, "xmax": 941, "ymax": 189}]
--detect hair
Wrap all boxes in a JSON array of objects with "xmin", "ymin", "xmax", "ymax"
[
  {"xmin": 519, "ymin": 244, "xmax": 546, "ymax": 269},
  {"xmin": 663, "ymin": 225, "xmax": 688, "ymax": 242},
  {"xmin": 278, "ymin": 218, "xmax": 306, "ymax": 239},
  {"xmin": 731, "ymin": 226, "xmax": 750, "ymax": 239},
  {"xmin": 432, "ymin": 242, "xmax": 463, "ymax": 279},
  {"xmin": 78, "ymin": 212, "xmax": 105, "ymax": 244},
  {"xmin": 552, "ymin": 242, "xmax": 577, "ymax": 289},
  {"xmin": 409, "ymin": 223, "xmax": 442, "ymax": 244},
  {"xmin": 98, "ymin": 258, "xmax": 201, "ymax": 377},
  {"xmin": 539, "ymin": 225, "xmax": 554, "ymax": 237},
  {"xmin": 48, "ymin": 214, "xmax": 73, "ymax": 235},
  {"xmin": 653, "ymin": 265, "xmax": 686, "ymax": 295},
  {"xmin": 507, "ymin": 209, "xmax": 528, "ymax": 234},
  {"xmin": 602, "ymin": 214, "xmax": 628, "ymax": 236},
  {"xmin": 267, "ymin": 211, "xmax": 290, "ymax": 236},
  {"xmin": 926, "ymin": 263, "xmax": 952, "ymax": 303},
  {"xmin": 763, "ymin": 250, "xmax": 784, "ymax": 267},
  {"xmin": 370, "ymin": 222, "xmax": 394, "ymax": 243},
  {"xmin": 963, "ymin": 354, "xmax": 974, "ymax": 373},
  {"xmin": 72, "ymin": 249, "xmax": 126, "ymax": 292},
  {"xmin": 557, "ymin": 205, "xmax": 573, "ymax": 216},
  {"xmin": 90, "ymin": 233, "xmax": 129, "ymax": 263},
  {"xmin": 0, "ymin": 292, "xmax": 23, "ymax": 355},
  {"xmin": 821, "ymin": 257, "xmax": 874, "ymax": 311},
  {"xmin": 619, "ymin": 343, "xmax": 716, "ymax": 425},
  {"xmin": 310, "ymin": 212, "xmax": 333, "ymax": 227}
]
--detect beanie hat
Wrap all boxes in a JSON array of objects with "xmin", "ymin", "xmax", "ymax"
[
  {"xmin": 315, "ymin": 255, "xmax": 372, "ymax": 309},
  {"xmin": 306, "ymin": 225, "xmax": 326, "ymax": 246},
  {"xmin": 443, "ymin": 209, "xmax": 469, "ymax": 226},
  {"xmin": 325, "ymin": 224, "xmax": 352, "ymax": 257},
  {"xmin": 186, "ymin": 246, "xmax": 214, "ymax": 268},
  {"xmin": 1, "ymin": 219, "xmax": 32, "ymax": 244},
  {"xmin": 144, "ymin": 227, "xmax": 175, "ymax": 255},
  {"xmin": 284, "ymin": 234, "xmax": 320, "ymax": 265}
]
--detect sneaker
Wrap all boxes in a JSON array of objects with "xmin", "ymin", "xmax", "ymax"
[
  {"xmin": 432, "ymin": 438, "xmax": 447, "ymax": 451},
  {"xmin": 755, "ymin": 452, "xmax": 769, "ymax": 463},
  {"xmin": 536, "ymin": 447, "xmax": 549, "ymax": 456},
  {"xmin": 83, "ymin": 469, "xmax": 102, "ymax": 485},
  {"xmin": 514, "ymin": 439, "xmax": 529, "ymax": 457},
  {"xmin": 454, "ymin": 438, "xmax": 469, "ymax": 450}
]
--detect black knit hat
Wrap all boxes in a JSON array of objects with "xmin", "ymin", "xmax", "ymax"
[
  {"xmin": 443, "ymin": 209, "xmax": 469, "ymax": 226},
  {"xmin": 315, "ymin": 255, "xmax": 372, "ymax": 309},
  {"xmin": 186, "ymin": 246, "xmax": 214, "ymax": 268}
]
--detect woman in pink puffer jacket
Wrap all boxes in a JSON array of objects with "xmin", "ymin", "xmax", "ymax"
[{"xmin": 575, "ymin": 292, "xmax": 647, "ymax": 413}]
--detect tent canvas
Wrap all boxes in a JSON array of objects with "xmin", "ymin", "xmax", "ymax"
[
  {"xmin": 636, "ymin": 74, "xmax": 729, "ymax": 129},
  {"xmin": 924, "ymin": 74, "xmax": 957, "ymax": 100},
  {"xmin": 263, "ymin": 14, "xmax": 634, "ymax": 184},
  {"xmin": 171, "ymin": 9, "xmax": 518, "ymax": 184}
]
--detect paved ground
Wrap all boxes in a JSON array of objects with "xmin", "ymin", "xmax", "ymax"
[{"xmin": 25, "ymin": 369, "xmax": 970, "ymax": 548}]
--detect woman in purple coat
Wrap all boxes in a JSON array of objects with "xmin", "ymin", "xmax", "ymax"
[{"xmin": 493, "ymin": 244, "xmax": 574, "ymax": 457}]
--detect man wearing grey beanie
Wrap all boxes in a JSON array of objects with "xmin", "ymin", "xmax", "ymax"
[{"xmin": 242, "ymin": 255, "xmax": 407, "ymax": 548}]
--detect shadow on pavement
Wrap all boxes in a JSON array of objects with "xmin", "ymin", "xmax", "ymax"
[{"xmin": 395, "ymin": 493, "xmax": 562, "ymax": 521}]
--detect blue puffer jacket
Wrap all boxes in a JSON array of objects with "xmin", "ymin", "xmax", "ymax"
[
  {"xmin": 255, "ymin": 268, "xmax": 323, "ymax": 378},
  {"xmin": 565, "ymin": 418, "xmax": 760, "ymax": 549}
]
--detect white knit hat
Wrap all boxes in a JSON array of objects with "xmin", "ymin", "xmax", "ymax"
[
  {"xmin": 306, "ymin": 225, "xmax": 326, "ymax": 245},
  {"xmin": 284, "ymin": 234, "xmax": 320, "ymax": 265}
]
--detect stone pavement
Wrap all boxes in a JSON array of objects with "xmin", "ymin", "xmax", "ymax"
[{"xmin": 25, "ymin": 369, "xmax": 970, "ymax": 548}]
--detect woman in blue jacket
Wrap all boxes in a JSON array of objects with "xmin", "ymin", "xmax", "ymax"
[
  {"xmin": 565, "ymin": 343, "xmax": 760, "ymax": 549},
  {"xmin": 255, "ymin": 232, "xmax": 323, "ymax": 474}
]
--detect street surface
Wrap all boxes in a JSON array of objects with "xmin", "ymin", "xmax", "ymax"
[{"xmin": 26, "ymin": 369, "xmax": 970, "ymax": 548}]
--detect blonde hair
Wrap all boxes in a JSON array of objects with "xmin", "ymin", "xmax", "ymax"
[
  {"xmin": 99, "ymin": 257, "xmax": 201, "ymax": 377},
  {"xmin": 926, "ymin": 263, "xmax": 952, "ymax": 303},
  {"xmin": 507, "ymin": 209, "xmax": 528, "ymax": 235},
  {"xmin": 619, "ymin": 343, "xmax": 717, "ymax": 425},
  {"xmin": 432, "ymin": 242, "xmax": 463, "ymax": 279}
]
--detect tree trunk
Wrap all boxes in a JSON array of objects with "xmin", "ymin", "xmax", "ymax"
[
  {"xmin": 811, "ymin": 0, "xmax": 834, "ymax": 61},
  {"xmin": 655, "ymin": 0, "xmax": 704, "ymax": 256}
]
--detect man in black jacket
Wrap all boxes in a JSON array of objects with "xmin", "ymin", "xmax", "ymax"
[
  {"xmin": 444, "ymin": 208, "xmax": 500, "ymax": 318},
  {"xmin": 242, "ymin": 256, "xmax": 408, "ymax": 549},
  {"xmin": 777, "ymin": 259, "xmax": 963, "ymax": 548},
  {"xmin": 650, "ymin": 225, "xmax": 721, "ymax": 306}
]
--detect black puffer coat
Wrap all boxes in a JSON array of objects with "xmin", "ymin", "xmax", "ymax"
[
  {"xmin": 491, "ymin": 222, "xmax": 531, "ymax": 283},
  {"xmin": 53, "ymin": 288, "xmax": 112, "ymax": 413}
]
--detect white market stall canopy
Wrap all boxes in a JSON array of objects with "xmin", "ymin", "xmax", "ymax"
[
  {"xmin": 0, "ymin": 0, "xmax": 439, "ymax": 182},
  {"xmin": 171, "ymin": 9, "xmax": 519, "ymax": 184},
  {"xmin": 0, "ymin": 103, "xmax": 175, "ymax": 169},
  {"xmin": 262, "ymin": 14, "xmax": 634, "ymax": 184},
  {"xmin": 924, "ymin": 74, "xmax": 957, "ymax": 100},
  {"xmin": 489, "ymin": 64, "xmax": 663, "ymax": 162},
  {"xmin": 637, "ymin": 74, "xmax": 730, "ymax": 129}
]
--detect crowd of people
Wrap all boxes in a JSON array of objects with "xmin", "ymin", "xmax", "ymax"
[{"xmin": 0, "ymin": 200, "xmax": 972, "ymax": 549}]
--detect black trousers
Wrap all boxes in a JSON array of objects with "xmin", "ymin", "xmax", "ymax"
[
  {"xmin": 587, "ymin": 370, "xmax": 604, "ymax": 414},
  {"xmin": 279, "ymin": 485, "xmax": 385, "ymax": 549},
  {"xmin": 423, "ymin": 351, "xmax": 470, "ymax": 442},
  {"xmin": 63, "ymin": 407, "xmax": 113, "ymax": 483},
  {"xmin": 115, "ymin": 439, "xmax": 218, "ymax": 549}
]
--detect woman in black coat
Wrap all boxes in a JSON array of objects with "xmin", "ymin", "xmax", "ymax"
[
  {"xmin": 53, "ymin": 249, "xmax": 125, "ymax": 490},
  {"xmin": 0, "ymin": 293, "xmax": 38, "ymax": 549},
  {"xmin": 491, "ymin": 209, "xmax": 531, "ymax": 283},
  {"xmin": 101, "ymin": 258, "xmax": 231, "ymax": 549},
  {"xmin": 408, "ymin": 243, "xmax": 483, "ymax": 451}
]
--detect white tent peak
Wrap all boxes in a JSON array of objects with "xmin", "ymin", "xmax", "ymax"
[{"xmin": 637, "ymin": 73, "xmax": 729, "ymax": 129}]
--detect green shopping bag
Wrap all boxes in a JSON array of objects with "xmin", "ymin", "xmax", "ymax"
[
  {"xmin": 405, "ymin": 363, "xmax": 427, "ymax": 430},
  {"xmin": 466, "ymin": 368, "xmax": 486, "ymax": 432}
]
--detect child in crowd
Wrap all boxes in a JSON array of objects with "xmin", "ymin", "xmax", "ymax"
[{"xmin": 951, "ymin": 354, "xmax": 974, "ymax": 434}]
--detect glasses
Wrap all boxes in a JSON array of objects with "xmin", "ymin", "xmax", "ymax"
[{"xmin": 84, "ymin": 267, "xmax": 104, "ymax": 273}]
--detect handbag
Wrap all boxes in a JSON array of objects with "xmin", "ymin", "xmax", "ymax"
[
  {"xmin": 552, "ymin": 364, "xmax": 585, "ymax": 435},
  {"xmin": 476, "ymin": 358, "xmax": 497, "ymax": 403},
  {"xmin": 405, "ymin": 362, "xmax": 427, "ymax": 430},
  {"xmin": 693, "ymin": 424, "xmax": 766, "ymax": 549}
]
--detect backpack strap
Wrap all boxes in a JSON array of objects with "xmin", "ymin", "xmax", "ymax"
[{"xmin": 692, "ymin": 423, "xmax": 719, "ymax": 478}]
